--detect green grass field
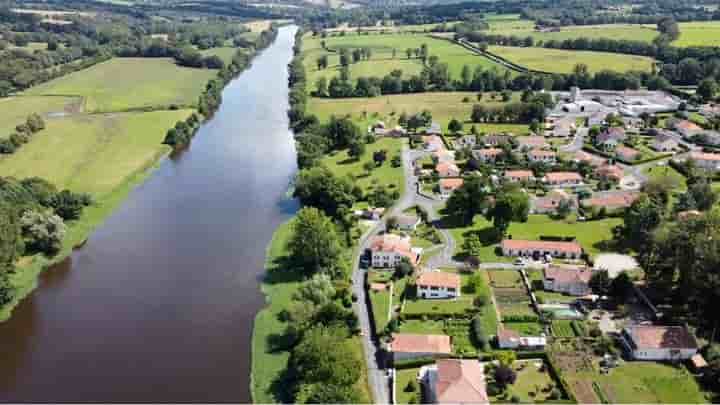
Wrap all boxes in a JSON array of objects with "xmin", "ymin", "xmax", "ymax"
[
  {"xmin": 0, "ymin": 110, "xmax": 192, "ymax": 196},
  {"xmin": 200, "ymin": 47, "xmax": 237, "ymax": 64},
  {"xmin": 395, "ymin": 368, "xmax": 422, "ymax": 404},
  {"xmin": 370, "ymin": 287, "xmax": 391, "ymax": 332},
  {"xmin": 489, "ymin": 360, "xmax": 559, "ymax": 403},
  {"xmin": 24, "ymin": 58, "xmax": 217, "ymax": 112},
  {"xmin": 674, "ymin": 21, "xmax": 720, "ymax": 47},
  {"xmin": 487, "ymin": 21, "xmax": 658, "ymax": 43},
  {"xmin": 593, "ymin": 363, "xmax": 707, "ymax": 403},
  {"xmin": 320, "ymin": 137, "xmax": 404, "ymax": 201},
  {"xmin": 0, "ymin": 95, "xmax": 82, "ymax": 135},
  {"xmin": 488, "ymin": 46, "xmax": 656, "ymax": 74},
  {"xmin": 449, "ymin": 214, "xmax": 621, "ymax": 262},
  {"xmin": 303, "ymin": 32, "xmax": 510, "ymax": 84}
]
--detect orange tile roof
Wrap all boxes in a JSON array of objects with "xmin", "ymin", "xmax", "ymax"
[
  {"xmin": 370, "ymin": 234, "xmax": 418, "ymax": 265},
  {"xmin": 676, "ymin": 120, "xmax": 702, "ymax": 131},
  {"xmin": 501, "ymin": 239, "xmax": 582, "ymax": 254},
  {"xmin": 690, "ymin": 151, "xmax": 720, "ymax": 161},
  {"xmin": 435, "ymin": 359, "xmax": 489, "ymax": 404},
  {"xmin": 545, "ymin": 172, "xmax": 583, "ymax": 182},
  {"xmin": 390, "ymin": 333, "xmax": 452, "ymax": 354},
  {"xmin": 436, "ymin": 162, "xmax": 460, "ymax": 174},
  {"xmin": 476, "ymin": 148, "xmax": 502, "ymax": 156},
  {"xmin": 582, "ymin": 192, "xmax": 639, "ymax": 209},
  {"xmin": 416, "ymin": 271, "xmax": 461, "ymax": 289},
  {"xmin": 544, "ymin": 266, "xmax": 593, "ymax": 284},
  {"xmin": 440, "ymin": 178, "xmax": 464, "ymax": 190},
  {"xmin": 595, "ymin": 165, "xmax": 624, "ymax": 180},
  {"xmin": 626, "ymin": 325, "xmax": 698, "ymax": 350},
  {"xmin": 616, "ymin": 145, "xmax": 640, "ymax": 159},
  {"xmin": 574, "ymin": 151, "xmax": 606, "ymax": 166}
]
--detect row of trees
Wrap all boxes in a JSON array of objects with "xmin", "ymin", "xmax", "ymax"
[{"xmin": 0, "ymin": 113, "xmax": 46, "ymax": 154}]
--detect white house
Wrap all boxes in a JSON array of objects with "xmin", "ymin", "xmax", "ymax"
[
  {"xmin": 527, "ymin": 149, "xmax": 557, "ymax": 164},
  {"xmin": 531, "ymin": 190, "xmax": 575, "ymax": 215},
  {"xmin": 542, "ymin": 266, "xmax": 593, "ymax": 296},
  {"xmin": 416, "ymin": 271, "xmax": 461, "ymax": 299},
  {"xmin": 504, "ymin": 170, "xmax": 534, "ymax": 183},
  {"xmin": 517, "ymin": 136, "xmax": 549, "ymax": 151},
  {"xmin": 369, "ymin": 234, "xmax": 419, "ymax": 268},
  {"xmin": 389, "ymin": 333, "xmax": 452, "ymax": 361},
  {"xmin": 651, "ymin": 133, "xmax": 678, "ymax": 152},
  {"xmin": 620, "ymin": 325, "xmax": 698, "ymax": 361},
  {"xmin": 497, "ymin": 328, "xmax": 547, "ymax": 350},
  {"xmin": 472, "ymin": 148, "xmax": 503, "ymax": 163},
  {"xmin": 454, "ymin": 135, "xmax": 477, "ymax": 150},
  {"xmin": 501, "ymin": 239, "xmax": 582, "ymax": 260}
]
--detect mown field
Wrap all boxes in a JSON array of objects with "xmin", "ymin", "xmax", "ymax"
[
  {"xmin": 486, "ymin": 17, "xmax": 658, "ymax": 43},
  {"xmin": 488, "ymin": 46, "xmax": 656, "ymax": 74},
  {"xmin": 0, "ymin": 110, "xmax": 192, "ymax": 195},
  {"xmin": 0, "ymin": 95, "xmax": 81, "ymax": 135},
  {"xmin": 24, "ymin": 58, "xmax": 217, "ymax": 112},
  {"xmin": 674, "ymin": 21, "xmax": 720, "ymax": 47},
  {"xmin": 302, "ymin": 32, "xmax": 510, "ymax": 84}
]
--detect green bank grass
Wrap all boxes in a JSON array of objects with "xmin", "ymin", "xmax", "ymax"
[
  {"xmin": 0, "ymin": 95, "xmax": 81, "ymax": 135},
  {"xmin": 448, "ymin": 214, "xmax": 621, "ymax": 262},
  {"xmin": 24, "ymin": 58, "xmax": 217, "ymax": 112},
  {"xmin": 488, "ymin": 22, "xmax": 658, "ymax": 43},
  {"xmin": 674, "ymin": 21, "xmax": 720, "ymax": 47},
  {"xmin": 488, "ymin": 46, "xmax": 656, "ymax": 74},
  {"xmin": 320, "ymin": 137, "xmax": 405, "ymax": 199},
  {"xmin": 0, "ymin": 110, "xmax": 193, "ymax": 195}
]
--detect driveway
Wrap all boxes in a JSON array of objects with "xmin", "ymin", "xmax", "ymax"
[{"xmin": 594, "ymin": 253, "xmax": 639, "ymax": 278}]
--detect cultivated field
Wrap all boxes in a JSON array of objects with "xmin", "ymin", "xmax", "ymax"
[
  {"xmin": 24, "ymin": 58, "xmax": 217, "ymax": 112},
  {"xmin": 0, "ymin": 110, "xmax": 192, "ymax": 195},
  {"xmin": 674, "ymin": 21, "xmax": 720, "ymax": 47},
  {"xmin": 488, "ymin": 46, "xmax": 656, "ymax": 74},
  {"xmin": 0, "ymin": 95, "xmax": 82, "ymax": 135}
]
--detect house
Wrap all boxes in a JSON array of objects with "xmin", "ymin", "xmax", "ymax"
[
  {"xmin": 389, "ymin": 333, "xmax": 452, "ymax": 361},
  {"xmin": 688, "ymin": 151, "xmax": 720, "ymax": 172},
  {"xmin": 472, "ymin": 148, "xmax": 502, "ymax": 163},
  {"xmin": 421, "ymin": 359, "xmax": 489, "ymax": 404},
  {"xmin": 651, "ymin": 133, "xmax": 678, "ymax": 152},
  {"xmin": 595, "ymin": 165, "xmax": 624, "ymax": 182},
  {"xmin": 550, "ymin": 118, "xmax": 576, "ymax": 138},
  {"xmin": 595, "ymin": 127, "xmax": 626, "ymax": 151},
  {"xmin": 395, "ymin": 213, "xmax": 421, "ymax": 231},
  {"xmin": 426, "ymin": 122, "xmax": 443, "ymax": 135},
  {"xmin": 436, "ymin": 162, "xmax": 461, "ymax": 178},
  {"xmin": 504, "ymin": 170, "xmax": 534, "ymax": 183},
  {"xmin": 517, "ymin": 136, "xmax": 548, "ymax": 151},
  {"xmin": 439, "ymin": 178, "xmax": 463, "ymax": 199},
  {"xmin": 433, "ymin": 149, "xmax": 455, "ymax": 163},
  {"xmin": 358, "ymin": 207, "xmax": 385, "ymax": 220},
  {"xmin": 673, "ymin": 120, "xmax": 703, "ymax": 138},
  {"xmin": 479, "ymin": 134, "xmax": 510, "ymax": 147},
  {"xmin": 574, "ymin": 150, "xmax": 606, "ymax": 167},
  {"xmin": 454, "ymin": 135, "xmax": 477, "ymax": 150},
  {"xmin": 615, "ymin": 145, "xmax": 640, "ymax": 162},
  {"xmin": 423, "ymin": 135, "xmax": 445, "ymax": 152},
  {"xmin": 620, "ymin": 325, "xmax": 698, "ymax": 361},
  {"xmin": 542, "ymin": 266, "xmax": 594, "ymax": 296},
  {"xmin": 369, "ymin": 234, "xmax": 419, "ymax": 268},
  {"xmin": 527, "ymin": 149, "xmax": 557, "ymax": 164},
  {"xmin": 581, "ymin": 191, "xmax": 639, "ymax": 211},
  {"xmin": 416, "ymin": 270, "xmax": 461, "ymax": 299},
  {"xmin": 496, "ymin": 328, "xmax": 547, "ymax": 350},
  {"xmin": 588, "ymin": 112, "xmax": 605, "ymax": 127},
  {"xmin": 544, "ymin": 172, "xmax": 583, "ymax": 188},
  {"xmin": 501, "ymin": 239, "xmax": 583, "ymax": 259},
  {"xmin": 532, "ymin": 190, "xmax": 575, "ymax": 215}
]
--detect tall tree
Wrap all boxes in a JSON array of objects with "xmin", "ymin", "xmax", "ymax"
[{"xmin": 288, "ymin": 207, "xmax": 344, "ymax": 278}]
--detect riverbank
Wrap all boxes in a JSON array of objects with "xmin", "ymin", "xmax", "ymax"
[{"xmin": 0, "ymin": 28, "xmax": 278, "ymax": 323}]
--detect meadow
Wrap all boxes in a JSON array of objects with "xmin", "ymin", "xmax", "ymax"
[
  {"xmin": 302, "ymin": 32, "xmax": 510, "ymax": 83},
  {"xmin": 0, "ymin": 95, "xmax": 81, "ymax": 135},
  {"xmin": 24, "ymin": 58, "xmax": 217, "ymax": 112},
  {"xmin": 488, "ymin": 46, "xmax": 656, "ymax": 74},
  {"xmin": 486, "ymin": 18, "xmax": 658, "ymax": 43},
  {"xmin": 674, "ymin": 21, "xmax": 720, "ymax": 47},
  {"xmin": 0, "ymin": 110, "xmax": 193, "ymax": 195},
  {"xmin": 591, "ymin": 362, "xmax": 707, "ymax": 403}
]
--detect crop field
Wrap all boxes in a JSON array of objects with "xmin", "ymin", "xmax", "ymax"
[
  {"xmin": 0, "ymin": 110, "xmax": 192, "ymax": 195},
  {"xmin": 24, "ymin": 58, "xmax": 217, "ymax": 112},
  {"xmin": 303, "ymin": 32, "xmax": 510, "ymax": 83},
  {"xmin": 674, "ymin": 21, "xmax": 720, "ymax": 47},
  {"xmin": 488, "ymin": 46, "xmax": 656, "ymax": 74},
  {"xmin": 487, "ymin": 20, "xmax": 658, "ymax": 43},
  {"xmin": 0, "ymin": 95, "xmax": 82, "ymax": 135},
  {"xmin": 494, "ymin": 287, "xmax": 535, "ymax": 317}
]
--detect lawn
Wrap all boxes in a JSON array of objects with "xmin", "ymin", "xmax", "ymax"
[
  {"xmin": 24, "ymin": 58, "xmax": 217, "ymax": 112},
  {"xmin": 487, "ymin": 21, "xmax": 658, "ymax": 43},
  {"xmin": 0, "ymin": 95, "xmax": 82, "ymax": 135},
  {"xmin": 488, "ymin": 46, "xmax": 656, "ymax": 74},
  {"xmin": 200, "ymin": 47, "xmax": 237, "ymax": 64},
  {"xmin": 307, "ymin": 91, "xmax": 529, "ymax": 133},
  {"xmin": 536, "ymin": 290, "xmax": 577, "ymax": 304},
  {"xmin": 642, "ymin": 164, "xmax": 687, "ymax": 191},
  {"xmin": 303, "ymin": 32, "xmax": 510, "ymax": 83},
  {"xmin": 488, "ymin": 360, "xmax": 561, "ymax": 403},
  {"xmin": 449, "ymin": 214, "xmax": 621, "ymax": 262},
  {"xmin": 320, "ymin": 137, "xmax": 405, "ymax": 199},
  {"xmin": 395, "ymin": 368, "xmax": 422, "ymax": 404},
  {"xmin": 593, "ymin": 362, "xmax": 707, "ymax": 403},
  {"xmin": 674, "ymin": 21, "xmax": 720, "ymax": 47},
  {"xmin": 504, "ymin": 321, "xmax": 544, "ymax": 335},
  {"xmin": 0, "ymin": 110, "xmax": 193, "ymax": 196},
  {"xmin": 487, "ymin": 269, "xmax": 523, "ymax": 288},
  {"xmin": 370, "ymin": 287, "xmax": 391, "ymax": 332}
]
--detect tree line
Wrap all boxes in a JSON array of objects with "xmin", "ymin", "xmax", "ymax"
[{"xmin": 0, "ymin": 113, "xmax": 46, "ymax": 155}]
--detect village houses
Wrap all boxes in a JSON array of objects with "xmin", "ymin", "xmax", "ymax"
[
  {"xmin": 544, "ymin": 172, "xmax": 584, "ymax": 188},
  {"xmin": 369, "ymin": 234, "xmax": 419, "ymax": 268},
  {"xmin": 688, "ymin": 151, "xmax": 720, "ymax": 172},
  {"xmin": 615, "ymin": 145, "xmax": 640, "ymax": 162},
  {"xmin": 504, "ymin": 170, "xmax": 534, "ymax": 183},
  {"xmin": 416, "ymin": 271, "xmax": 461, "ymax": 299},
  {"xmin": 439, "ymin": 178, "xmax": 463, "ymax": 199},
  {"xmin": 472, "ymin": 148, "xmax": 503, "ymax": 163},
  {"xmin": 436, "ymin": 161, "xmax": 461, "ymax": 178},
  {"xmin": 531, "ymin": 190, "xmax": 575, "ymax": 215},
  {"xmin": 517, "ymin": 136, "xmax": 549, "ymax": 151},
  {"xmin": 527, "ymin": 149, "xmax": 557, "ymax": 164}
]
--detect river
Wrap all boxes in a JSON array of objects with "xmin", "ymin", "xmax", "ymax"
[{"xmin": 0, "ymin": 25, "xmax": 298, "ymax": 402}]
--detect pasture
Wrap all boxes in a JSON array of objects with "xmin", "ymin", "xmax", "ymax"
[
  {"xmin": 0, "ymin": 95, "xmax": 81, "ymax": 135},
  {"xmin": 593, "ymin": 363, "xmax": 706, "ymax": 403},
  {"xmin": 674, "ymin": 21, "xmax": 720, "ymax": 47},
  {"xmin": 0, "ymin": 110, "xmax": 193, "ymax": 196},
  {"xmin": 487, "ymin": 20, "xmax": 658, "ymax": 43},
  {"xmin": 24, "ymin": 58, "xmax": 217, "ymax": 112},
  {"xmin": 488, "ymin": 46, "xmax": 656, "ymax": 74}
]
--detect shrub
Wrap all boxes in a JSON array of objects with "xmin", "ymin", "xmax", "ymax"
[{"xmin": 404, "ymin": 380, "xmax": 418, "ymax": 393}]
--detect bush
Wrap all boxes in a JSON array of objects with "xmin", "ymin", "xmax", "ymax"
[
  {"xmin": 404, "ymin": 380, "xmax": 418, "ymax": 393},
  {"xmin": 503, "ymin": 314, "xmax": 539, "ymax": 323},
  {"xmin": 471, "ymin": 315, "xmax": 488, "ymax": 350},
  {"xmin": 0, "ymin": 139, "xmax": 17, "ymax": 154}
]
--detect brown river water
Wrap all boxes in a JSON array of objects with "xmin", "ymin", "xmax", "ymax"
[{"xmin": 0, "ymin": 25, "xmax": 298, "ymax": 402}]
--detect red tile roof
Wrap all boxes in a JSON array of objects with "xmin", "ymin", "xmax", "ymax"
[
  {"xmin": 676, "ymin": 120, "xmax": 702, "ymax": 132},
  {"xmin": 544, "ymin": 266, "xmax": 593, "ymax": 285},
  {"xmin": 502, "ymin": 239, "xmax": 582, "ymax": 254},
  {"xmin": 370, "ymin": 234, "xmax": 418, "ymax": 265},
  {"xmin": 476, "ymin": 148, "xmax": 502, "ymax": 156},
  {"xmin": 582, "ymin": 192, "xmax": 639, "ymax": 209},
  {"xmin": 440, "ymin": 178, "xmax": 464, "ymax": 191},
  {"xmin": 595, "ymin": 165, "xmax": 624, "ymax": 180},
  {"xmin": 574, "ymin": 151, "xmax": 606, "ymax": 167},
  {"xmin": 545, "ymin": 172, "xmax": 583, "ymax": 183},
  {"xmin": 690, "ymin": 151, "xmax": 720, "ymax": 161},
  {"xmin": 436, "ymin": 162, "xmax": 460, "ymax": 175},
  {"xmin": 390, "ymin": 333, "xmax": 452, "ymax": 354},
  {"xmin": 504, "ymin": 170, "xmax": 534, "ymax": 179},
  {"xmin": 616, "ymin": 145, "xmax": 640, "ymax": 160},
  {"xmin": 416, "ymin": 271, "xmax": 461, "ymax": 289},
  {"xmin": 435, "ymin": 359, "xmax": 489, "ymax": 404},
  {"xmin": 517, "ymin": 136, "xmax": 548, "ymax": 147},
  {"xmin": 626, "ymin": 325, "xmax": 698, "ymax": 350}
]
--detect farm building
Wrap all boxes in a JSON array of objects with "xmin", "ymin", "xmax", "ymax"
[{"xmin": 620, "ymin": 325, "xmax": 698, "ymax": 361}]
